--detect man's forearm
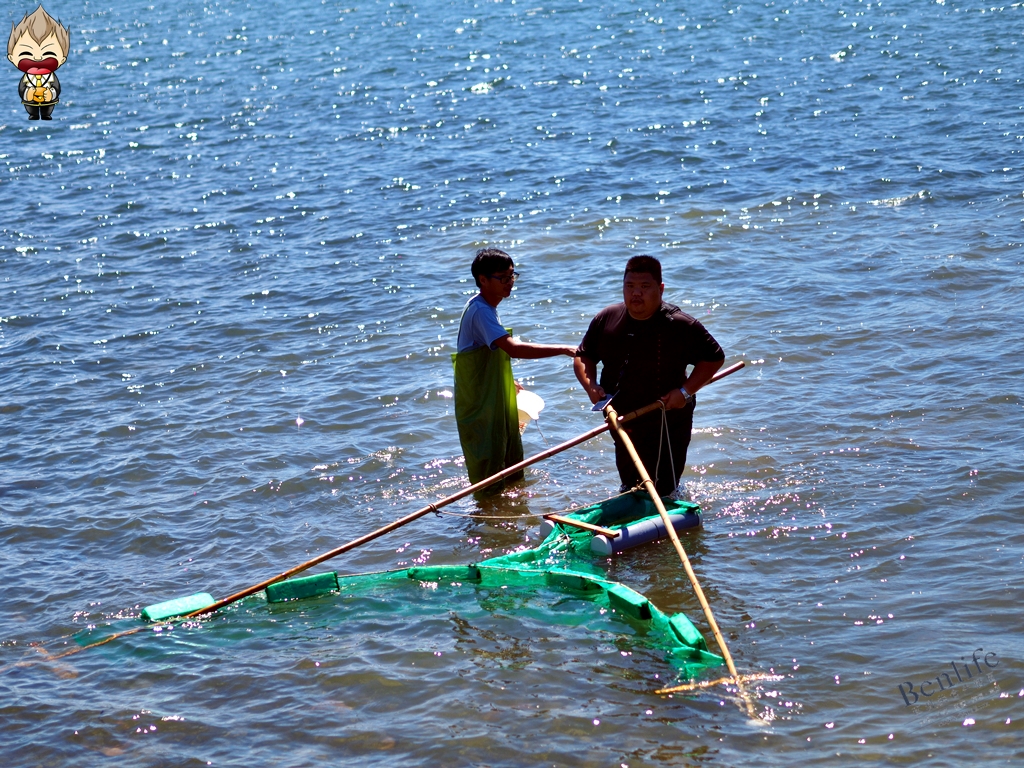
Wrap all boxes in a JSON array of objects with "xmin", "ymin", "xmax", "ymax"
[
  {"xmin": 660, "ymin": 358, "xmax": 725, "ymax": 410},
  {"xmin": 683, "ymin": 359, "xmax": 725, "ymax": 394},
  {"xmin": 495, "ymin": 336, "xmax": 575, "ymax": 359},
  {"xmin": 574, "ymin": 355, "xmax": 605, "ymax": 403},
  {"xmin": 512, "ymin": 342, "xmax": 570, "ymax": 359},
  {"xmin": 573, "ymin": 356, "xmax": 592, "ymax": 388}
]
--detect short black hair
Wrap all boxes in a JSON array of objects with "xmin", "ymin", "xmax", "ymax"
[
  {"xmin": 471, "ymin": 248, "xmax": 514, "ymax": 288},
  {"xmin": 623, "ymin": 255, "xmax": 662, "ymax": 284}
]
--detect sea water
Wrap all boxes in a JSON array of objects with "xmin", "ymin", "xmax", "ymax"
[{"xmin": 1, "ymin": 0, "xmax": 1022, "ymax": 765}]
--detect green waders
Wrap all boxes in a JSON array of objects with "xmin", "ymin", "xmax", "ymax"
[{"xmin": 452, "ymin": 342, "xmax": 524, "ymax": 489}]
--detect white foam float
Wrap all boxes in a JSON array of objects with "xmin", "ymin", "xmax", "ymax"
[{"xmin": 516, "ymin": 390, "xmax": 544, "ymax": 431}]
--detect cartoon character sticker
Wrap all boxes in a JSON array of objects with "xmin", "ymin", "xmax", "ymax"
[{"xmin": 7, "ymin": 5, "xmax": 70, "ymax": 121}]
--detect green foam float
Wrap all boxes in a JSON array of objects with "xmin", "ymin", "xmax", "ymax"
[
  {"xmin": 266, "ymin": 571, "xmax": 339, "ymax": 603},
  {"xmin": 135, "ymin": 491, "xmax": 721, "ymax": 674},
  {"xmin": 141, "ymin": 592, "xmax": 215, "ymax": 622}
]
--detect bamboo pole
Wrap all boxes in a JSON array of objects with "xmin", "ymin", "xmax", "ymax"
[
  {"xmin": 181, "ymin": 400, "xmax": 668, "ymax": 619},
  {"xmin": 185, "ymin": 362, "xmax": 746, "ymax": 619},
  {"xmin": 31, "ymin": 361, "xmax": 749, "ymax": 665},
  {"xmin": 655, "ymin": 672, "xmax": 782, "ymax": 695},
  {"xmin": 543, "ymin": 513, "xmax": 620, "ymax": 538},
  {"xmin": 604, "ymin": 402, "xmax": 759, "ymax": 720}
]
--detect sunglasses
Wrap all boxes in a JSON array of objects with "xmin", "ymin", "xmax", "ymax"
[{"xmin": 487, "ymin": 271, "xmax": 520, "ymax": 285}]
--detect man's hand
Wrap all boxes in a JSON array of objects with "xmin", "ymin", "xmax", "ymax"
[
  {"xmin": 558, "ymin": 345, "xmax": 577, "ymax": 357},
  {"xmin": 584, "ymin": 383, "xmax": 607, "ymax": 404},
  {"xmin": 660, "ymin": 360, "xmax": 724, "ymax": 409},
  {"xmin": 660, "ymin": 388, "xmax": 692, "ymax": 410}
]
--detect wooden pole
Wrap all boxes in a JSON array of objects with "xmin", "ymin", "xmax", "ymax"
[
  {"xmin": 704, "ymin": 359, "xmax": 746, "ymax": 385},
  {"xmin": 544, "ymin": 513, "xmax": 620, "ymax": 538},
  {"xmin": 36, "ymin": 361, "xmax": 748, "ymax": 665},
  {"xmin": 183, "ymin": 361, "xmax": 745, "ymax": 619},
  {"xmin": 182, "ymin": 422, "xmax": 612, "ymax": 618},
  {"xmin": 603, "ymin": 401, "xmax": 758, "ymax": 720}
]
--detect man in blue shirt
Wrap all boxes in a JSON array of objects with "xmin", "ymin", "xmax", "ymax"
[{"xmin": 454, "ymin": 249, "xmax": 576, "ymax": 488}]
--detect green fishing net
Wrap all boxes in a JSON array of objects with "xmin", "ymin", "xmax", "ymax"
[
  {"xmin": 265, "ymin": 491, "xmax": 723, "ymax": 677},
  {"xmin": 75, "ymin": 493, "xmax": 722, "ymax": 681}
]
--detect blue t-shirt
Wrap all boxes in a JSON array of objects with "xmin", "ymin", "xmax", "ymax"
[{"xmin": 457, "ymin": 294, "xmax": 509, "ymax": 353}]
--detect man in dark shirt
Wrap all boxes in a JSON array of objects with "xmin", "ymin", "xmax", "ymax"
[{"xmin": 574, "ymin": 255, "xmax": 725, "ymax": 496}]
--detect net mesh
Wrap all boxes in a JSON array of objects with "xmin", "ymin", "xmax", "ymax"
[
  {"xmin": 271, "ymin": 490, "xmax": 723, "ymax": 677},
  {"xmin": 82, "ymin": 491, "xmax": 723, "ymax": 680}
]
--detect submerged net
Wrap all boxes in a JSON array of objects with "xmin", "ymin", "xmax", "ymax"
[
  {"xmin": 261, "ymin": 491, "xmax": 723, "ymax": 677},
  {"xmin": 71, "ymin": 492, "xmax": 723, "ymax": 681}
]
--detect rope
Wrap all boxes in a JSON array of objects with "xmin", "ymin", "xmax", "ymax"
[
  {"xmin": 651, "ymin": 402, "xmax": 677, "ymax": 496},
  {"xmin": 439, "ymin": 497, "xmax": 596, "ymax": 520},
  {"xmin": 437, "ymin": 510, "xmax": 541, "ymax": 520},
  {"xmin": 437, "ymin": 489, "xmax": 625, "ymax": 521},
  {"xmin": 655, "ymin": 672, "xmax": 783, "ymax": 695}
]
